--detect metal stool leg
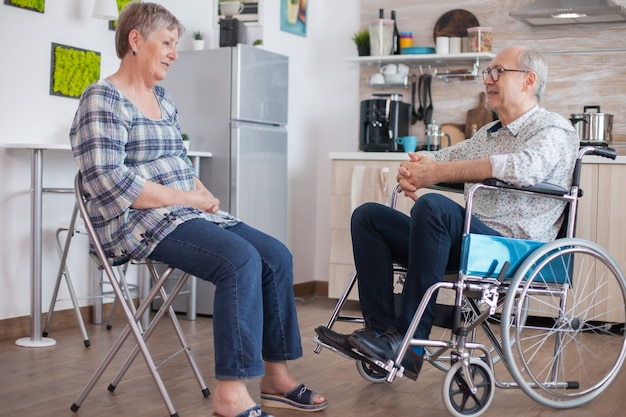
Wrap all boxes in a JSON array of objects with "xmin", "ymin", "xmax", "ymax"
[
  {"xmin": 107, "ymin": 263, "xmax": 209, "ymax": 396},
  {"xmin": 70, "ymin": 258, "xmax": 182, "ymax": 416},
  {"xmin": 44, "ymin": 202, "xmax": 91, "ymax": 347}
]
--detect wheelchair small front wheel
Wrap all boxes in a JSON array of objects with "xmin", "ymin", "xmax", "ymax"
[
  {"xmin": 355, "ymin": 360, "xmax": 387, "ymax": 383},
  {"xmin": 442, "ymin": 358, "xmax": 494, "ymax": 417}
]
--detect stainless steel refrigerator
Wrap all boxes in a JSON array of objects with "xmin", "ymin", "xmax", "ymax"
[{"xmin": 157, "ymin": 45, "xmax": 289, "ymax": 315}]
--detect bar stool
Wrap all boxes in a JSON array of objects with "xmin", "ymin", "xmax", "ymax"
[{"xmin": 43, "ymin": 201, "xmax": 139, "ymax": 347}]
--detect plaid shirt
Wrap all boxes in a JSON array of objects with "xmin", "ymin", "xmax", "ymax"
[
  {"xmin": 69, "ymin": 80, "xmax": 238, "ymax": 260},
  {"xmin": 431, "ymin": 106, "xmax": 579, "ymax": 242}
]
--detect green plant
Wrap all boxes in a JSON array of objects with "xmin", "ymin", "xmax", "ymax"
[
  {"xmin": 351, "ymin": 28, "xmax": 370, "ymax": 47},
  {"xmin": 253, "ymin": 39, "xmax": 263, "ymax": 46},
  {"xmin": 193, "ymin": 31, "xmax": 205, "ymax": 40}
]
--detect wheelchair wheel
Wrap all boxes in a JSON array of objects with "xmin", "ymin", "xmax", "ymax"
[
  {"xmin": 442, "ymin": 358, "xmax": 494, "ymax": 417},
  {"xmin": 355, "ymin": 360, "xmax": 387, "ymax": 383},
  {"xmin": 501, "ymin": 238, "xmax": 626, "ymax": 408}
]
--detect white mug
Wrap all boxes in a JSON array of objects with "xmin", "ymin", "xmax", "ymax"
[
  {"xmin": 449, "ymin": 37, "xmax": 462, "ymax": 54},
  {"xmin": 381, "ymin": 64, "xmax": 397, "ymax": 74},
  {"xmin": 436, "ymin": 36, "xmax": 449, "ymax": 54},
  {"xmin": 221, "ymin": 1, "xmax": 244, "ymax": 18},
  {"xmin": 370, "ymin": 73, "xmax": 385, "ymax": 85},
  {"xmin": 397, "ymin": 63, "xmax": 409, "ymax": 75}
]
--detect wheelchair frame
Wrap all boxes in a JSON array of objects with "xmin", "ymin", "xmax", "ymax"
[{"xmin": 314, "ymin": 146, "xmax": 626, "ymax": 417}]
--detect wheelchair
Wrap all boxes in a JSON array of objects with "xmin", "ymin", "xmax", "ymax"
[{"xmin": 314, "ymin": 146, "xmax": 626, "ymax": 417}]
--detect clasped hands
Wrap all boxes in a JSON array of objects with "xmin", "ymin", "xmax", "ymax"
[{"xmin": 396, "ymin": 152, "xmax": 438, "ymax": 201}]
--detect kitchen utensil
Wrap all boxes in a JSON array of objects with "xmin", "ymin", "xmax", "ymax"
[
  {"xmin": 433, "ymin": 9, "xmax": 480, "ymax": 42},
  {"xmin": 410, "ymin": 74, "xmax": 420, "ymax": 124},
  {"xmin": 425, "ymin": 121, "xmax": 451, "ymax": 151},
  {"xmin": 570, "ymin": 105, "xmax": 614, "ymax": 145},
  {"xmin": 440, "ymin": 123, "xmax": 466, "ymax": 147},
  {"xmin": 423, "ymin": 74, "xmax": 433, "ymax": 125},
  {"xmin": 369, "ymin": 19, "xmax": 394, "ymax": 56},
  {"xmin": 465, "ymin": 92, "xmax": 496, "ymax": 138}
]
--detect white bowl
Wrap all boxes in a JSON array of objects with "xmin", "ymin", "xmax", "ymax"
[
  {"xmin": 370, "ymin": 73, "xmax": 385, "ymax": 85},
  {"xmin": 384, "ymin": 73, "xmax": 406, "ymax": 84}
]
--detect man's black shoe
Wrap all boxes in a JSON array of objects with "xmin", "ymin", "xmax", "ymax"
[
  {"xmin": 348, "ymin": 327, "xmax": 423, "ymax": 380},
  {"xmin": 314, "ymin": 326, "xmax": 376, "ymax": 355}
]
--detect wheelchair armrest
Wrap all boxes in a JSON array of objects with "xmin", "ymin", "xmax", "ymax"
[
  {"xmin": 428, "ymin": 182, "xmax": 465, "ymax": 194},
  {"xmin": 483, "ymin": 178, "xmax": 567, "ymax": 197}
]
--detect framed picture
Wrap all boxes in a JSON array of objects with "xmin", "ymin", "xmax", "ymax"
[
  {"xmin": 280, "ymin": 0, "xmax": 306, "ymax": 37},
  {"xmin": 4, "ymin": 0, "xmax": 44, "ymax": 13},
  {"xmin": 108, "ymin": 0, "xmax": 135, "ymax": 31},
  {"xmin": 50, "ymin": 43, "xmax": 101, "ymax": 99}
]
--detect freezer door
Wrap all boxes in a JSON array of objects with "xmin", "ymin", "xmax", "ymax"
[
  {"xmin": 232, "ymin": 44, "xmax": 289, "ymax": 126},
  {"xmin": 231, "ymin": 122, "xmax": 288, "ymax": 244}
]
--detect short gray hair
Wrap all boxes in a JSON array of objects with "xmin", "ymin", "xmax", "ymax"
[
  {"xmin": 516, "ymin": 46, "xmax": 548, "ymax": 101},
  {"xmin": 115, "ymin": 1, "xmax": 185, "ymax": 59}
]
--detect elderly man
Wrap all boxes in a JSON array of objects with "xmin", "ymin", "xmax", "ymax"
[{"xmin": 316, "ymin": 45, "xmax": 579, "ymax": 379}]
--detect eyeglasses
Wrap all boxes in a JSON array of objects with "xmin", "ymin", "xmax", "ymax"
[{"xmin": 482, "ymin": 67, "xmax": 529, "ymax": 82}]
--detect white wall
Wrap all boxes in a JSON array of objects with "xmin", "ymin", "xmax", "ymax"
[{"xmin": 0, "ymin": 0, "xmax": 360, "ymax": 320}]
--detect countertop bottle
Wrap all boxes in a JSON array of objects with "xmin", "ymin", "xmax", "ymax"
[{"xmin": 391, "ymin": 10, "xmax": 401, "ymax": 55}]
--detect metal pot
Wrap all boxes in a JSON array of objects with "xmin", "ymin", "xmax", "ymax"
[{"xmin": 570, "ymin": 105, "xmax": 614, "ymax": 145}]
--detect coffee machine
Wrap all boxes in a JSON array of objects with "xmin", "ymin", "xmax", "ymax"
[{"xmin": 359, "ymin": 94, "xmax": 410, "ymax": 152}]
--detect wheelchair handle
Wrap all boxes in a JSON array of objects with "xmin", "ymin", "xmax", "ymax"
[{"xmin": 572, "ymin": 146, "xmax": 617, "ymax": 189}]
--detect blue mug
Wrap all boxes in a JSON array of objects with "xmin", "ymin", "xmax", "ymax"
[{"xmin": 396, "ymin": 136, "xmax": 418, "ymax": 153}]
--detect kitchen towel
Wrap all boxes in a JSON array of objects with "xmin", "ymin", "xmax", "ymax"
[{"xmin": 350, "ymin": 165, "xmax": 390, "ymax": 212}]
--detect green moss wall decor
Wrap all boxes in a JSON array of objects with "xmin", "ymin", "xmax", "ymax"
[
  {"xmin": 4, "ymin": 0, "xmax": 45, "ymax": 13},
  {"xmin": 108, "ymin": 0, "xmax": 135, "ymax": 31},
  {"xmin": 50, "ymin": 43, "xmax": 101, "ymax": 99}
]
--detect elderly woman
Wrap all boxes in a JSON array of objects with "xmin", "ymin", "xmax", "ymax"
[{"xmin": 69, "ymin": 3, "xmax": 326, "ymax": 417}]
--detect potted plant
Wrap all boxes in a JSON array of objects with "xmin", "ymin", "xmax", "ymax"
[
  {"xmin": 352, "ymin": 28, "xmax": 370, "ymax": 56},
  {"xmin": 192, "ymin": 31, "xmax": 205, "ymax": 50}
]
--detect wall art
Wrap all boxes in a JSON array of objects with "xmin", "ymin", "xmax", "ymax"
[
  {"xmin": 50, "ymin": 43, "xmax": 101, "ymax": 99},
  {"xmin": 109, "ymin": 0, "xmax": 135, "ymax": 31},
  {"xmin": 280, "ymin": 0, "xmax": 306, "ymax": 37},
  {"xmin": 4, "ymin": 0, "xmax": 44, "ymax": 13}
]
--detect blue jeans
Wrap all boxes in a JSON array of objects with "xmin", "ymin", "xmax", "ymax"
[
  {"xmin": 351, "ymin": 194, "xmax": 500, "ymax": 339},
  {"xmin": 149, "ymin": 219, "xmax": 303, "ymax": 380}
]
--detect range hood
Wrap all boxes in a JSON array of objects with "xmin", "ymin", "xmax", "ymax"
[{"xmin": 510, "ymin": 0, "xmax": 626, "ymax": 26}]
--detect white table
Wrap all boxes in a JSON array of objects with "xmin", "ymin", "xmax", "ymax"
[{"xmin": 1, "ymin": 143, "xmax": 212, "ymax": 348}]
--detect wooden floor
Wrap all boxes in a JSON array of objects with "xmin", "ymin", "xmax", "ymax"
[{"xmin": 1, "ymin": 296, "xmax": 625, "ymax": 417}]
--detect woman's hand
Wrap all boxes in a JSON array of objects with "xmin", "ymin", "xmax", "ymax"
[
  {"xmin": 131, "ymin": 177, "xmax": 219, "ymax": 213},
  {"xmin": 187, "ymin": 188, "xmax": 220, "ymax": 213}
]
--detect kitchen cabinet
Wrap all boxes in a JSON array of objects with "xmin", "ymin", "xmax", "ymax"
[
  {"xmin": 328, "ymin": 154, "xmax": 626, "ymax": 322},
  {"xmin": 328, "ymin": 155, "xmax": 465, "ymax": 300}
]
